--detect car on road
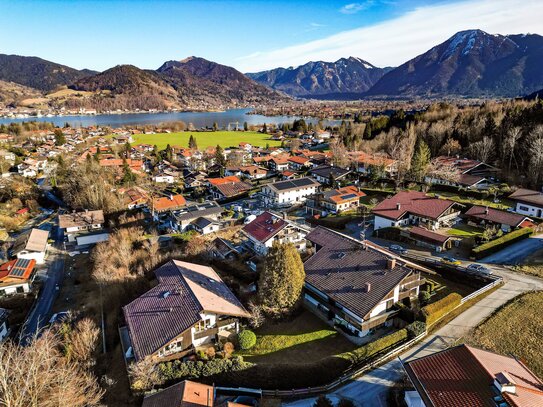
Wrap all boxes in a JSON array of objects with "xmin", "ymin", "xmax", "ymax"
[
  {"xmin": 467, "ymin": 263, "xmax": 493, "ymax": 275},
  {"xmin": 441, "ymin": 256, "xmax": 461, "ymax": 266},
  {"xmin": 389, "ymin": 244, "xmax": 408, "ymax": 255},
  {"xmin": 49, "ymin": 311, "xmax": 70, "ymax": 325}
]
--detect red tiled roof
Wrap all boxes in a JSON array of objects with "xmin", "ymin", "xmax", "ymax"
[
  {"xmin": 153, "ymin": 195, "xmax": 187, "ymax": 212},
  {"xmin": 509, "ymin": 188, "xmax": 543, "ymax": 208},
  {"xmin": 465, "ymin": 205, "xmax": 527, "ymax": 228},
  {"xmin": 288, "ymin": 156, "xmax": 311, "ymax": 165},
  {"xmin": 409, "ymin": 226, "xmax": 451, "ymax": 244},
  {"xmin": 404, "ymin": 344, "xmax": 543, "ymax": 407},
  {"xmin": 372, "ymin": 191, "xmax": 456, "ymax": 221},
  {"xmin": 208, "ymin": 176, "xmax": 241, "ymax": 186},
  {"xmin": 0, "ymin": 258, "xmax": 36, "ymax": 281},
  {"xmin": 242, "ymin": 211, "xmax": 286, "ymax": 243}
]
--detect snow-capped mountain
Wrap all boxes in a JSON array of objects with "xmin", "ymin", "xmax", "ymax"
[
  {"xmin": 246, "ymin": 57, "xmax": 392, "ymax": 99},
  {"xmin": 366, "ymin": 29, "xmax": 543, "ymax": 98}
]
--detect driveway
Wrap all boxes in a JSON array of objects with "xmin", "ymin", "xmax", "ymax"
[
  {"xmin": 19, "ymin": 215, "xmax": 66, "ymax": 344},
  {"xmin": 284, "ymin": 267, "xmax": 543, "ymax": 407},
  {"xmin": 481, "ymin": 233, "xmax": 543, "ymax": 265}
]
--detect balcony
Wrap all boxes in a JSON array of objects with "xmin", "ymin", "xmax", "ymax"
[{"xmin": 193, "ymin": 318, "xmax": 238, "ymax": 341}]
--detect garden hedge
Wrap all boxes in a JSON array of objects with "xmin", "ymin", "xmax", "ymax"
[
  {"xmin": 340, "ymin": 328, "xmax": 408, "ymax": 364},
  {"xmin": 421, "ymin": 293, "xmax": 462, "ymax": 327},
  {"xmin": 471, "ymin": 228, "xmax": 533, "ymax": 260}
]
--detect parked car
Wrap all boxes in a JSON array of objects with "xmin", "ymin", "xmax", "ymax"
[
  {"xmin": 441, "ymin": 256, "xmax": 461, "ymax": 266},
  {"xmin": 389, "ymin": 244, "xmax": 408, "ymax": 255},
  {"xmin": 467, "ymin": 263, "xmax": 493, "ymax": 275},
  {"xmin": 49, "ymin": 311, "xmax": 70, "ymax": 325}
]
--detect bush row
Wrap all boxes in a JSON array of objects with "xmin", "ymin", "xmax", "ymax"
[
  {"xmin": 157, "ymin": 355, "xmax": 252, "ymax": 383},
  {"xmin": 471, "ymin": 227, "xmax": 533, "ymax": 259},
  {"xmin": 339, "ymin": 328, "xmax": 408, "ymax": 364},
  {"xmin": 421, "ymin": 293, "xmax": 462, "ymax": 327}
]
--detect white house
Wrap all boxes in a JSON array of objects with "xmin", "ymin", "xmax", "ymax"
[
  {"xmin": 12, "ymin": 228, "xmax": 49, "ymax": 264},
  {"xmin": 58, "ymin": 210, "xmax": 105, "ymax": 243},
  {"xmin": 261, "ymin": 177, "xmax": 320, "ymax": 207},
  {"xmin": 122, "ymin": 260, "xmax": 250, "ymax": 362},
  {"xmin": 0, "ymin": 258, "xmax": 36, "ymax": 296},
  {"xmin": 152, "ymin": 173, "xmax": 176, "ymax": 184},
  {"xmin": 508, "ymin": 188, "xmax": 543, "ymax": 218},
  {"xmin": 242, "ymin": 211, "xmax": 309, "ymax": 256}
]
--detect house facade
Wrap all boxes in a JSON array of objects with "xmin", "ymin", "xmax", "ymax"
[
  {"xmin": 304, "ymin": 227, "xmax": 424, "ymax": 339},
  {"xmin": 306, "ymin": 186, "xmax": 366, "ymax": 215},
  {"xmin": 122, "ymin": 260, "xmax": 250, "ymax": 362},
  {"xmin": 509, "ymin": 188, "xmax": 543, "ymax": 218},
  {"xmin": 12, "ymin": 228, "xmax": 49, "ymax": 264},
  {"xmin": 261, "ymin": 177, "xmax": 320, "ymax": 207},
  {"xmin": 372, "ymin": 191, "xmax": 460, "ymax": 231},
  {"xmin": 242, "ymin": 211, "xmax": 309, "ymax": 255},
  {"xmin": 0, "ymin": 258, "xmax": 36, "ymax": 296},
  {"xmin": 58, "ymin": 210, "xmax": 105, "ymax": 243},
  {"xmin": 464, "ymin": 205, "xmax": 532, "ymax": 233}
]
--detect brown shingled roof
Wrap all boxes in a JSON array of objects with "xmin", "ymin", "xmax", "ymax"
[
  {"xmin": 304, "ymin": 227, "xmax": 415, "ymax": 320},
  {"xmin": 372, "ymin": 191, "xmax": 456, "ymax": 221},
  {"xmin": 464, "ymin": 205, "xmax": 528, "ymax": 228}
]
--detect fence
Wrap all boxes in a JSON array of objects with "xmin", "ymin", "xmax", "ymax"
[
  {"xmin": 460, "ymin": 276, "xmax": 502, "ymax": 304},
  {"xmin": 259, "ymin": 332, "xmax": 426, "ymax": 398}
]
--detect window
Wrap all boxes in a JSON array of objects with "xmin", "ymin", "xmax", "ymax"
[
  {"xmin": 194, "ymin": 318, "xmax": 212, "ymax": 332},
  {"xmin": 385, "ymin": 298, "xmax": 394, "ymax": 310},
  {"xmin": 519, "ymin": 205, "xmax": 530, "ymax": 211}
]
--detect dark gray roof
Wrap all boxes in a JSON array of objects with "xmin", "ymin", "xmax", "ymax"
[
  {"xmin": 0, "ymin": 308, "xmax": 8, "ymax": 322},
  {"xmin": 123, "ymin": 260, "xmax": 248, "ymax": 361},
  {"xmin": 269, "ymin": 177, "xmax": 320, "ymax": 192},
  {"xmin": 174, "ymin": 202, "xmax": 222, "ymax": 223},
  {"xmin": 192, "ymin": 217, "xmax": 214, "ymax": 229},
  {"xmin": 309, "ymin": 165, "xmax": 350, "ymax": 179},
  {"xmin": 123, "ymin": 261, "xmax": 201, "ymax": 361},
  {"xmin": 305, "ymin": 227, "xmax": 413, "ymax": 319}
]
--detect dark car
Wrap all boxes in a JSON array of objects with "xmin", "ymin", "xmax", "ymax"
[{"xmin": 389, "ymin": 244, "xmax": 408, "ymax": 255}]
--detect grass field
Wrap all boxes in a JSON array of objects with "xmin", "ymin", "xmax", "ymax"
[
  {"xmin": 428, "ymin": 192, "xmax": 514, "ymax": 210},
  {"xmin": 237, "ymin": 311, "xmax": 356, "ymax": 364},
  {"xmin": 467, "ymin": 291, "xmax": 543, "ymax": 378},
  {"xmin": 446, "ymin": 224, "xmax": 483, "ymax": 237},
  {"xmin": 512, "ymin": 264, "xmax": 543, "ymax": 278},
  {"xmin": 131, "ymin": 131, "xmax": 282, "ymax": 149}
]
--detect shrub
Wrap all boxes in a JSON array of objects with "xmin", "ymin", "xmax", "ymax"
[
  {"xmin": 471, "ymin": 228, "xmax": 533, "ymax": 259},
  {"xmin": 420, "ymin": 293, "xmax": 462, "ymax": 326},
  {"xmin": 406, "ymin": 321, "xmax": 426, "ymax": 339},
  {"xmin": 418, "ymin": 290, "xmax": 431, "ymax": 305},
  {"xmin": 223, "ymin": 341, "xmax": 235, "ymax": 356},
  {"xmin": 395, "ymin": 302, "xmax": 415, "ymax": 323},
  {"xmin": 340, "ymin": 329, "xmax": 408, "ymax": 364},
  {"xmin": 237, "ymin": 330, "xmax": 257, "ymax": 350},
  {"xmin": 205, "ymin": 346, "xmax": 216, "ymax": 359},
  {"xmin": 313, "ymin": 395, "xmax": 334, "ymax": 407},
  {"xmin": 157, "ymin": 355, "xmax": 252, "ymax": 384}
]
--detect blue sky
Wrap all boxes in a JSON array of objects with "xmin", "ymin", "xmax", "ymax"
[{"xmin": 1, "ymin": 0, "xmax": 542, "ymax": 72}]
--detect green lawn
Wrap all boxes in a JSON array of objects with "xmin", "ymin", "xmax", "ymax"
[
  {"xmin": 427, "ymin": 192, "xmax": 514, "ymax": 210},
  {"xmin": 130, "ymin": 131, "xmax": 283, "ymax": 149},
  {"xmin": 237, "ymin": 311, "xmax": 356, "ymax": 364},
  {"xmin": 446, "ymin": 224, "xmax": 484, "ymax": 237}
]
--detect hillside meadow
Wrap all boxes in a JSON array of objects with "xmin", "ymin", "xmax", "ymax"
[{"xmin": 130, "ymin": 131, "xmax": 283, "ymax": 149}]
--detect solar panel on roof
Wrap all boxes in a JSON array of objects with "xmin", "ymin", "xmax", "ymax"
[{"xmin": 341, "ymin": 193, "xmax": 357, "ymax": 200}]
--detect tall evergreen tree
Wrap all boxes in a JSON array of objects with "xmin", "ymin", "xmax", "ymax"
[
  {"xmin": 258, "ymin": 242, "xmax": 305, "ymax": 314},
  {"xmin": 410, "ymin": 137, "xmax": 431, "ymax": 181},
  {"xmin": 214, "ymin": 144, "xmax": 226, "ymax": 167},
  {"xmin": 243, "ymin": 121, "xmax": 248, "ymax": 131}
]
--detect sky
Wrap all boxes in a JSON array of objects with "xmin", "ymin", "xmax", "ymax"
[{"xmin": 1, "ymin": 0, "xmax": 543, "ymax": 73}]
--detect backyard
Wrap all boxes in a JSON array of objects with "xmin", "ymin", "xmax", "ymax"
[
  {"xmin": 446, "ymin": 224, "xmax": 483, "ymax": 237},
  {"xmin": 423, "ymin": 271, "xmax": 485, "ymax": 302},
  {"xmin": 130, "ymin": 130, "xmax": 283, "ymax": 149},
  {"xmin": 237, "ymin": 310, "xmax": 356, "ymax": 364},
  {"xmin": 466, "ymin": 291, "xmax": 543, "ymax": 378},
  {"xmin": 427, "ymin": 191, "xmax": 514, "ymax": 210}
]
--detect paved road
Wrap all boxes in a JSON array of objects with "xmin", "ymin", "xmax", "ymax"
[
  {"xmin": 284, "ymin": 267, "xmax": 543, "ymax": 407},
  {"xmin": 481, "ymin": 233, "xmax": 543, "ymax": 265},
  {"xmin": 19, "ymin": 215, "xmax": 66, "ymax": 344}
]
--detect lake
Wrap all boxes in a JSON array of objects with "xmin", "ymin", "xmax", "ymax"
[{"xmin": 0, "ymin": 108, "xmax": 323, "ymax": 128}]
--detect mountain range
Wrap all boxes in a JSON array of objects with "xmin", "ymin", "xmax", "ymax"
[
  {"xmin": 1, "ymin": 29, "xmax": 543, "ymax": 110},
  {"xmin": 246, "ymin": 57, "xmax": 392, "ymax": 99},
  {"xmin": 249, "ymin": 29, "xmax": 543, "ymax": 99}
]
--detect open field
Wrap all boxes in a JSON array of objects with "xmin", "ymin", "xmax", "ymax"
[
  {"xmin": 131, "ymin": 131, "xmax": 283, "ymax": 149},
  {"xmin": 467, "ymin": 291, "xmax": 543, "ymax": 378},
  {"xmin": 237, "ymin": 310, "xmax": 356, "ymax": 364},
  {"xmin": 512, "ymin": 264, "xmax": 543, "ymax": 278}
]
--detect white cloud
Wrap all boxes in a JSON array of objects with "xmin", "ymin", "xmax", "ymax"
[
  {"xmin": 237, "ymin": 0, "xmax": 543, "ymax": 72},
  {"xmin": 340, "ymin": 2, "xmax": 374, "ymax": 14}
]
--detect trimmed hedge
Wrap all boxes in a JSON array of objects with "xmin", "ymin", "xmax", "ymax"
[
  {"xmin": 421, "ymin": 293, "xmax": 462, "ymax": 327},
  {"xmin": 406, "ymin": 321, "xmax": 426, "ymax": 339},
  {"xmin": 340, "ymin": 328, "xmax": 408, "ymax": 364},
  {"xmin": 472, "ymin": 228, "xmax": 533, "ymax": 259},
  {"xmin": 158, "ymin": 355, "xmax": 252, "ymax": 382}
]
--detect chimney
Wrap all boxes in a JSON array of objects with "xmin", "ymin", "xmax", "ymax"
[
  {"xmin": 387, "ymin": 258, "xmax": 396, "ymax": 270},
  {"xmin": 364, "ymin": 283, "xmax": 371, "ymax": 292},
  {"xmin": 282, "ymin": 212, "xmax": 287, "ymax": 220},
  {"xmin": 396, "ymin": 203, "xmax": 401, "ymax": 210},
  {"xmin": 495, "ymin": 372, "xmax": 516, "ymax": 395},
  {"xmin": 484, "ymin": 206, "xmax": 489, "ymax": 215}
]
